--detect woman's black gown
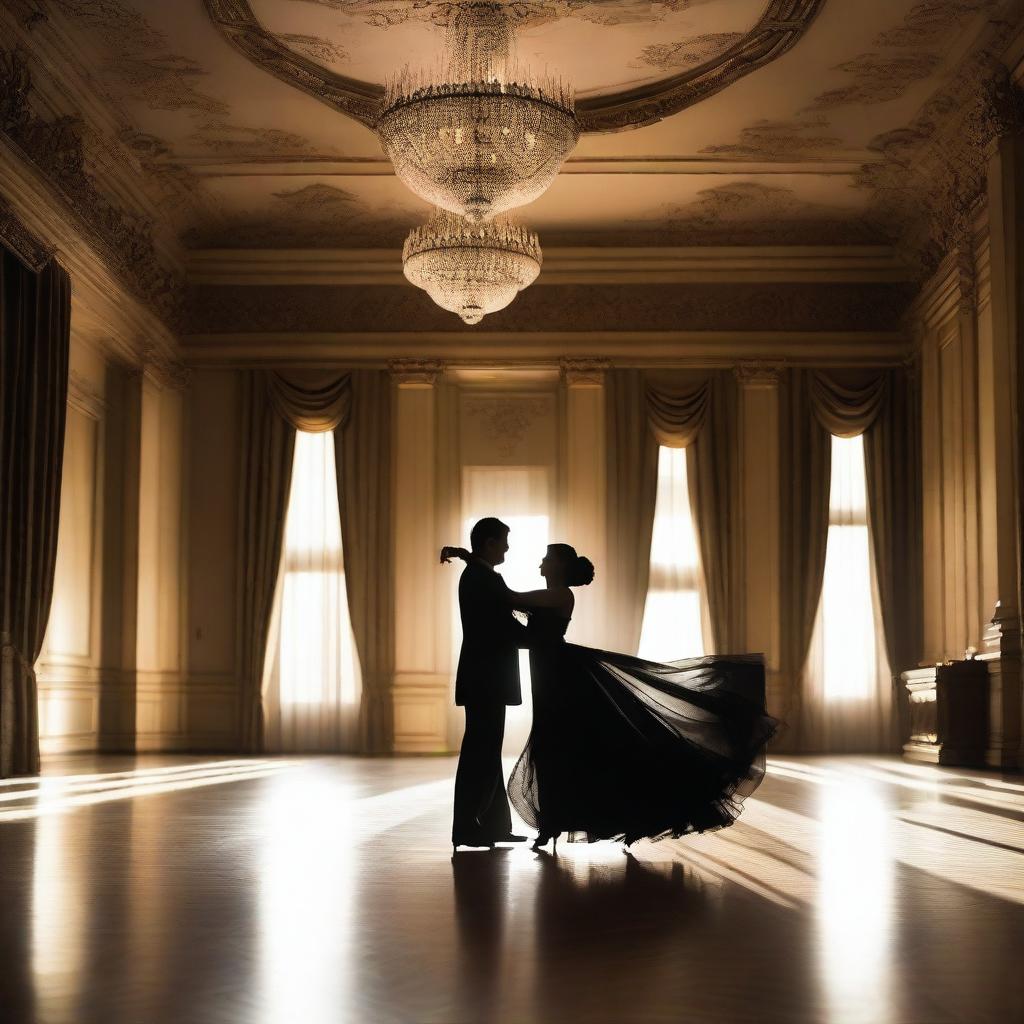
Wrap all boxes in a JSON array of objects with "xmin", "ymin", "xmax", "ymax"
[{"xmin": 508, "ymin": 608, "xmax": 779, "ymax": 845}]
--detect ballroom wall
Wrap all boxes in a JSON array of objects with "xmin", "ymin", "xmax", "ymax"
[{"xmin": 909, "ymin": 134, "xmax": 1024, "ymax": 769}]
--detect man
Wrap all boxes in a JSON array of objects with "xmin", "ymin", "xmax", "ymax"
[{"xmin": 445, "ymin": 517, "xmax": 529, "ymax": 850}]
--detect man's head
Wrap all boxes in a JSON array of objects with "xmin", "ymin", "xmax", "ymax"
[{"xmin": 470, "ymin": 517, "xmax": 510, "ymax": 567}]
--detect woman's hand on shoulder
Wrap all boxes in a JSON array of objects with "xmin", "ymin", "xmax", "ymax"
[{"xmin": 439, "ymin": 545, "xmax": 471, "ymax": 564}]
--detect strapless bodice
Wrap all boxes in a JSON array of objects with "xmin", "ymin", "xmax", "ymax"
[{"xmin": 526, "ymin": 609, "xmax": 571, "ymax": 644}]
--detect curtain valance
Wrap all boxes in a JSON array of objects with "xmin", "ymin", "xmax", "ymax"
[
  {"xmin": 267, "ymin": 371, "xmax": 353, "ymax": 433},
  {"xmin": 645, "ymin": 378, "xmax": 711, "ymax": 447},
  {"xmin": 810, "ymin": 371, "xmax": 889, "ymax": 438}
]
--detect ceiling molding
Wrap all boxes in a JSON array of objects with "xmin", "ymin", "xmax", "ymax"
[
  {"xmin": 176, "ymin": 156, "xmax": 875, "ymax": 178},
  {"xmin": 182, "ymin": 330, "xmax": 910, "ymax": 368},
  {"xmin": 187, "ymin": 245, "xmax": 914, "ymax": 288},
  {"xmin": 0, "ymin": 136, "xmax": 179, "ymax": 366},
  {"xmin": 202, "ymin": 0, "xmax": 825, "ymax": 134}
]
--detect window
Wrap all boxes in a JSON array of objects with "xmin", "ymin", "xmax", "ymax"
[
  {"xmin": 804, "ymin": 434, "xmax": 892, "ymax": 750},
  {"xmin": 263, "ymin": 431, "xmax": 361, "ymax": 752},
  {"xmin": 638, "ymin": 446, "xmax": 705, "ymax": 662}
]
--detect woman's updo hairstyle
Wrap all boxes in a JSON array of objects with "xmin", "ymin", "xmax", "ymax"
[{"xmin": 548, "ymin": 543, "xmax": 595, "ymax": 587}]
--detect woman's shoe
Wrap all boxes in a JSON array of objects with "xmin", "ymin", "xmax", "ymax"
[{"xmin": 531, "ymin": 833, "xmax": 559, "ymax": 852}]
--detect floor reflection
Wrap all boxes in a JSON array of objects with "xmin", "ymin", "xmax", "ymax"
[
  {"xmin": 1, "ymin": 754, "xmax": 1021, "ymax": 1024},
  {"xmin": 817, "ymin": 777, "xmax": 894, "ymax": 1024}
]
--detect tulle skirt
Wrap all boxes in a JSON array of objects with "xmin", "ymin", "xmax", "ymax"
[{"xmin": 508, "ymin": 643, "xmax": 779, "ymax": 845}]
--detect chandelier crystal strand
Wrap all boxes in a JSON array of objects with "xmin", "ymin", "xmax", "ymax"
[
  {"xmin": 402, "ymin": 210, "xmax": 541, "ymax": 325},
  {"xmin": 377, "ymin": 2, "xmax": 578, "ymax": 223}
]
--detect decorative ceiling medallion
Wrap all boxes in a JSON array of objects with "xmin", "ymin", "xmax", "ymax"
[
  {"xmin": 202, "ymin": 0, "xmax": 826, "ymax": 133},
  {"xmin": 376, "ymin": 2, "xmax": 578, "ymax": 222},
  {"xmin": 402, "ymin": 211, "xmax": 542, "ymax": 324}
]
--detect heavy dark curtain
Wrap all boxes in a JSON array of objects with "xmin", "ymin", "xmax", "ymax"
[
  {"xmin": 0, "ymin": 250, "xmax": 71, "ymax": 778},
  {"xmin": 236, "ymin": 372, "xmax": 296, "ymax": 752}
]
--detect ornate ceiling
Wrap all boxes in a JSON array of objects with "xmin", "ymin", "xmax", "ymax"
[
  {"xmin": 5, "ymin": 0, "xmax": 1015, "ymax": 254},
  {"xmin": 1, "ymin": 0, "xmax": 1023, "ymax": 344}
]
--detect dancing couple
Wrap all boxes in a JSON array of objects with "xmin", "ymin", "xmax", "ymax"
[{"xmin": 442, "ymin": 517, "xmax": 778, "ymax": 852}]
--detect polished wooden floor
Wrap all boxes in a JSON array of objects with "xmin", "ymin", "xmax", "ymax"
[{"xmin": 0, "ymin": 754, "xmax": 1021, "ymax": 1024}]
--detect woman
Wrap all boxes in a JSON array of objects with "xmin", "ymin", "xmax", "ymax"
[{"xmin": 440, "ymin": 543, "xmax": 779, "ymax": 850}]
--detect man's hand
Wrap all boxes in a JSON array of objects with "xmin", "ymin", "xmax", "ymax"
[{"xmin": 440, "ymin": 545, "xmax": 471, "ymax": 564}]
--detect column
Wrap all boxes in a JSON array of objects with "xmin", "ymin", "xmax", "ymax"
[
  {"xmin": 981, "ymin": 124, "xmax": 1024, "ymax": 768},
  {"xmin": 560, "ymin": 359, "xmax": 608, "ymax": 647},
  {"xmin": 390, "ymin": 360, "xmax": 451, "ymax": 753},
  {"xmin": 735, "ymin": 363, "xmax": 785, "ymax": 728}
]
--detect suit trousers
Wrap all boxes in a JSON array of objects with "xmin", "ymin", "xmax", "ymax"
[{"xmin": 452, "ymin": 703, "xmax": 512, "ymax": 842}]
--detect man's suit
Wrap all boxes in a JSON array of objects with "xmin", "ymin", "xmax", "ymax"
[{"xmin": 452, "ymin": 559, "xmax": 528, "ymax": 843}]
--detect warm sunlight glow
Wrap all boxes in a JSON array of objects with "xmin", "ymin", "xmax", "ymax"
[
  {"xmin": 638, "ymin": 446, "xmax": 704, "ymax": 661},
  {"xmin": 277, "ymin": 432, "xmax": 361, "ymax": 708},
  {"xmin": 821, "ymin": 435, "xmax": 880, "ymax": 701}
]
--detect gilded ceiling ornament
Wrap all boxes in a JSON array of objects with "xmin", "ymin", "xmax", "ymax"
[{"xmin": 202, "ymin": 0, "xmax": 825, "ymax": 134}]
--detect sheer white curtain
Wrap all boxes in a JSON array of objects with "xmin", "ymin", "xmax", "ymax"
[
  {"xmin": 638, "ymin": 445, "xmax": 707, "ymax": 662},
  {"xmin": 262, "ymin": 431, "xmax": 362, "ymax": 752},
  {"xmin": 460, "ymin": 466, "xmax": 550, "ymax": 755},
  {"xmin": 803, "ymin": 434, "xmax": 894, "ymax": 751}
]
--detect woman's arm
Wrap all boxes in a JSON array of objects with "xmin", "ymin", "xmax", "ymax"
[
  {"xmin": 508, "ymin": 588, "xmax": 573, "ymax": 614},
  {"xmin": 439, "ymin": 545, "xmax": 471, "ymax": 564}
]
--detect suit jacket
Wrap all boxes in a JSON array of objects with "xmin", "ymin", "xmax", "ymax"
[{"xmin": 455, "ymin": 560, "xmax": 528, "ymax": 707}]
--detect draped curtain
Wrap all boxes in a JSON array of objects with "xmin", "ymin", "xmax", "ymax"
[
  {"xmin": 237, "ymin": 369, "xmax": 393, "ymax": 753},
  {"xmin": 780, "ymin": 368, "xmax": 921, "ymax": 748},
  {"xmin": 606, "ymin": 369, "xmax": 740, "ymax": 656},
  {"xmin": 0, "ymin": 250, "xmax": 71, "ymax": 778}
]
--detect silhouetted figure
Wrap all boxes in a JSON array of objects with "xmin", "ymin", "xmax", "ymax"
[
  {"xmin": 442, "ymin": 542, "xmax": 779, "ymax": 848},
  {"xmin": 447, "ymin": 518, "xmax": 530, "ymax": 850}
]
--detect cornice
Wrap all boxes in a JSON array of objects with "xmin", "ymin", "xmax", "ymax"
[
  {"xmin": 859, "ymin": 14, "xmax": 1024, "ymax": 275},
  {"xmin": 179, "ymin": 156, "xmax": 874, "ymax": 179},
  {"xmin": 202, "ymin": 0, "xmax": 824, "ymax": 134},
  {"xmin": 0, "ymin": 137, "xmax": 179, "ymax": 367},
  {"xmin": 187, "ymin": 245, "xmax": 915, "ymax": 288},
  {"xmin": 0, "ymin": 46, "xmax": 183, "ymax": 327},
  {"xmin": 182, "ymin": 331, "xmax": 910, "ymax": 369}
]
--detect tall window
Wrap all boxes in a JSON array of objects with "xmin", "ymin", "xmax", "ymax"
[
  {"xmin": 461, "ymin": 466, "xmax": 550, "ymax": 754},
  {"xmin": 805, "ymin": 434, "xmax": 892, "ymax": 749},
  {"xmin": 263, "ymin": 431, "xmax": 361, "ymax": 752},
  {"xmin": 638, "ymin": 446, "xmax": 705, "ymax": 662}
]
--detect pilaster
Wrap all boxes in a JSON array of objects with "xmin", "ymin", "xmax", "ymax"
[
  {"xmin": 389, "ymin": 360, "xmax": 450, "ymax": 753},
  {"xmin": 734, "ymin": 362, "xmax": 784, "ymax": 726},
  {"xmin": 560, "ymin": 358, "xmax": 609, "ymax": 647}
]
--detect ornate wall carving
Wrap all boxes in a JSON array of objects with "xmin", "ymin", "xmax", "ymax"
[
  {"xmin": 389, "ymin": 358, "xmax": 444, "ymax": 387},
  {"xmin": 0, "ymin": 194, "xmax": 53, "ymax": 271},
  {"xmin": 187, "ymin": 281, "xmax": 916, "ymax": 335},
  {"xmin": 463, "ymin": 395, "xmax": 549, "ymax": 458},
  {"xmin": 0, "ymin": 48, "xmax": 181, "ymax": 323},
  {"xmin": 856, "ymin": 55, "xmax": 1024, "ymax": 273},
  {"xmin": 560, "ymin": 358, "xmax": 609, "ymax": 387}
]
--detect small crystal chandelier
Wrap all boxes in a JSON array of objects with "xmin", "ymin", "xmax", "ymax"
[
  {"xmin": 403, "ymin": 211, "xmax": 541, "ymax": 324},
  {"xmin": 377, "ymin": 2, "xmax": 578, "ymax": 223}
]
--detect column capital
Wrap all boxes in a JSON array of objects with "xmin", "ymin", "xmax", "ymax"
[
  {"xmin": 560, "ymin": 358, "xmax": 609, "ymax": 388},
  {"xmin": 389, "ymin": 359, "xmax": 444, "ymax": 388},
  {"xmin": 733, "ymin": 360, "xmax": 783, "ymax": 389}
]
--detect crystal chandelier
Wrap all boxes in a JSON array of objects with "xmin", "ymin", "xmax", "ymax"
[
  {"xmin": 377, "ymin": 2, "xmax": 578, "ymax": 223},
  {"xmin": 403, "ymin": 212, "xmax": 541, "ymax": 324}
]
